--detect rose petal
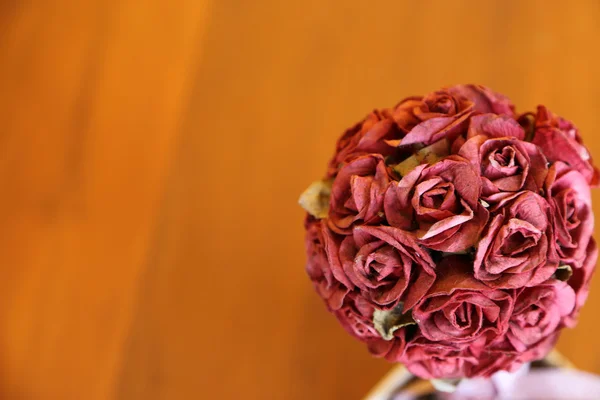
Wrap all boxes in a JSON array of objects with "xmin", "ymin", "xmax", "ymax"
[
  {"xmin": 448, "ymin": 84, "xmax": 515, "ymax": 116},
  {"xmin": 353, "ymin": 225, "xmax": 436, "ymax": 310},
  {"xmin": 384, "ymin": 164, "xmax": 427, "ymax": 230},
  {"xmin": 468, "ymin": 113, "xmax": 525, "ymax": 140},
  {"xmin": 400, "ymin": 106, "xmax": 472, "ymax": 147}
]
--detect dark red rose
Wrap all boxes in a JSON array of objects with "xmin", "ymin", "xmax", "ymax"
[
  {"xmin": 564, "ymin": 238, "xmax": 598, "ymax": 328},
  {"xmin": 384, "ymin": 155, "xmax": 488, "ymax": 252},
  {"xmin": 506, "ymin": 280, "xmax": 575, "ymax": 353},
  {"xmin": 474, "ymin": 191, "xmax": 558, "ymax": 288},
  {"xmin": 304, "ymin": 218, "xmax": 351, "ymax": 310},
  {"xmin": 413, "ymin": 256, "xmax": 514, "ymax": 344},
  {"xmin": 532, "ymin": 105, "xmax": 599, "ymax": 186},
  {"xmin": 328, "ymin": 155, "xmax": 392, "ymax": 234},
  {"xmin": 448, "ymin": 84, "xmax": 515, "ymax": 116},
  {"xmin": 327, "ymin": 110, "xmax": 404, "ymax": 177},
  {"xmin": 459, "ymin": 134, "xmax": 548, "ymax": 201},
  {"xmin": 339, "ymin": 225, "xmax": 436, "ymax": 310},
  {"xmin": 545, "ymin": 161, "xmax": 594, "ymax": 267}
]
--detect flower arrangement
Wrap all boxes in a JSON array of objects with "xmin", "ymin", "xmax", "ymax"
[{"xmin": 300, "ymin": 85, "xmax": 598, "ymax": 380}]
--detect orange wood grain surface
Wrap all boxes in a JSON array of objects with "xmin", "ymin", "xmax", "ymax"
[{"xmin": 1, "ymin": 1, "xmax": 600, "ymax": 399}]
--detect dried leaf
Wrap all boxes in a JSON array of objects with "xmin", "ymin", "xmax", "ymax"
[
  {"xmin": 373, "ymin": 303, "xmax": 416, "ymax": 340},
  {"xmin": 392, "ymin": 139, "xmax": 450, "ymax": 177},
  {"xmin": 554, "ymin": 265, "xmax": 573, "ymax": 282},
  {"xmin": 298, "ymin": 180, "xmax": 332, "ymax": 218},
  {"xmin": 420, "ymin": 138, "xmax": 450, "ymax": 163},
  {"xmin": 431, "ymin": 378, "xmax": 461, "ymax": 393},
  {"xmin": 393, "ymin": 155, "xmax": 420, "ymax": 177}
]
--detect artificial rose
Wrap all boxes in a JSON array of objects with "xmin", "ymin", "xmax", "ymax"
[
  {"xmin": 368, "ymin": 328, "xmax": 409, "ymax": 362},
  {"xmin": 532, "ymin": 105, "xmax": 599, "ymax": 186},
  {"xmin": 389, "ymin": 96, "xmax": 425, "ymax": 133},
  {"xmin": 414, "ymin": 89, "xmax": 472, "ymax": 122},
  {"xmin": 515, "ymin": 331, "xmax": 559, "ymax": 365},
  {"xmin": 334, "ymin": 292, "xmax": 412, "ymax": 361},
  {"xmin": 564, "ymin": 238, "xmax": 598, "ymax": 327},
  {"xmin": 450, "ymin": 113, "xmax": 525, "ymax": 160},
  {"xmin": 339, "ymin": 225, "xmax": 436, "ymax": 310},
  {"xmin": 468, "ymin": 349, "xmax": 522, "ymax": 378},
  {"xmin": 402, "ymin": 336, "xmax": 482, "ymax": 380},
  {"xmin": 467, "ymin": 113, "xmax": 525, "ymax": 140},
  {"xmin": 328, "ymin": 155, "xmax": 392, "ymax": 234},
  {"xmin": 459, "ymin": 134, "xmax": 547, "ymax": 200},
  {"xmin": 474, "ymin": 191, "xmax": 558, "ymax": 288},
  {"xmin": 304, "ymin": 217, "xmax": 351, "ymax": 310},
  {"xmin": 413, "ymin": 256, "xmax": 514, "ymax": 344},
  {"xmin": 334, "ymin": 292, "xmax": 380, "ymax": 341},
  {"xmin": 301, "ymin": 84, "xmax": 598, "ymax": 382},
  {"xmin": 448, "ymin": 84, "xmax": 515, "ymax": 116},
  {"xmin": 327, "ymin": 110, "xmax": 404, "ymax": 177},
  {"xmin": 545, "ymin": 161, "xmax": 594, "ymax": 267},
  {"xmin": 399, "ymin": 89, "xmax": 474, "ymax": 147},
  {"xmin": 506, "ymin": 280, "xmax": 575, "ymax": 353},
  {"xmin": 401, "ymin": 335, "xmax": 521, "ymax": 379},
  {"xmin": 384, "ymin": 155, "xmax": 488, "ymax": 252}
]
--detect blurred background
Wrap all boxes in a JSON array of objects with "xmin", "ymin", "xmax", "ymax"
[{"xmin": 1, "ymin": 1, "xmax": 600, "ymax": 399}]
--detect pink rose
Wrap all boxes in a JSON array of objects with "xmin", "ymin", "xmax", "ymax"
[
  {"xmin": 339, "ymin": 225, "xmax": 436, "ymax": 310},
  {"xmin": 467, "ymin": 113, "xmax": 525, "ymax": 140},
  {"xmin": 402, "ymin": 336, "xmax": 521, "ymax": 379},
  {"xmin": 334, "ymin": 292, "xmax": 380, "ymax": 340},
  {"xmin": 389, "ymin": 96, "xmax": 425, "ymax": 134},
  {"xmin": 399, "ymin": 89, "xmax": 473, "ymax": 147},
  {"xmin": 468, "ymin": 350, "xmax": 522, "ymax": 378},
  {"xmin": 384, "ymin": 155, "xmax": 489, "ymax": 252},
  {"xmin": 474, "ymin": 192, "xmax": 558, "ymax": 288},
  {"xmin": 545, "ymin": 161, "xmax": 594, "ymax": 267},
  {"xmin": 328, "ymin": 155, "xmax": 392, "ymax": 234},
  {"xmin": 301, "ymin": 84, "xmax": 599, "ymax": 382},
  {"xmin": 368, "ymin": 330, "xmax": 409, "ymax": 363},
  {"xmin": 327, "ymin": 110, "xmax": 406, "ymax": 177},
  {"xmin": 413, "ymin": 256, "xmax": 514, "ymax": 344},
  {"xmin": 476, "ymin": 330, "xmax": 558, "ymax": 377},
  {"xmin": 448, "ymin": 84, "xmax": 515, "ymax": 116},
  {"xmin": 334, "ymin": 292, "xmax": 411, "ymax": 360},
  {"xmin": 532, "ymin": 105, "xmax": 599, "ymax": 186},
  {"xmin": 304, "ymin": 218, "xmax": 351, "ymax": 310},
  {"xmin": 403, "ymin": 336, "xmax": 482, "ymax": 379},
  {"xmin": 515, "ymin": 331, "xmax": 559, "ymax": 365},
  {"xmin": 564, "ymin": 238, "xmax": 598, "ymax": 327},
  {"xmin": 459, "ymin": 134, "xmax": 548, "ymax": 200},
  {"xmin": 506, "ymin": 280, "xmax": 575, "ymax": 353},
  {"xmin": 414, "ymin": 89, "xmax": 472, "ymax": 122}
]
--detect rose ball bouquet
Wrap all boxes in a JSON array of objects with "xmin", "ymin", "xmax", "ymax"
[{"xmin": 299, "ymin": 85, "xmax": 598, "ymax": 382}]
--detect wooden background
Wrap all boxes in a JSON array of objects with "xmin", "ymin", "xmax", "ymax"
[{"xmin": 1, "ymin": 1, "xmax": 600, "ymax": 399}]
